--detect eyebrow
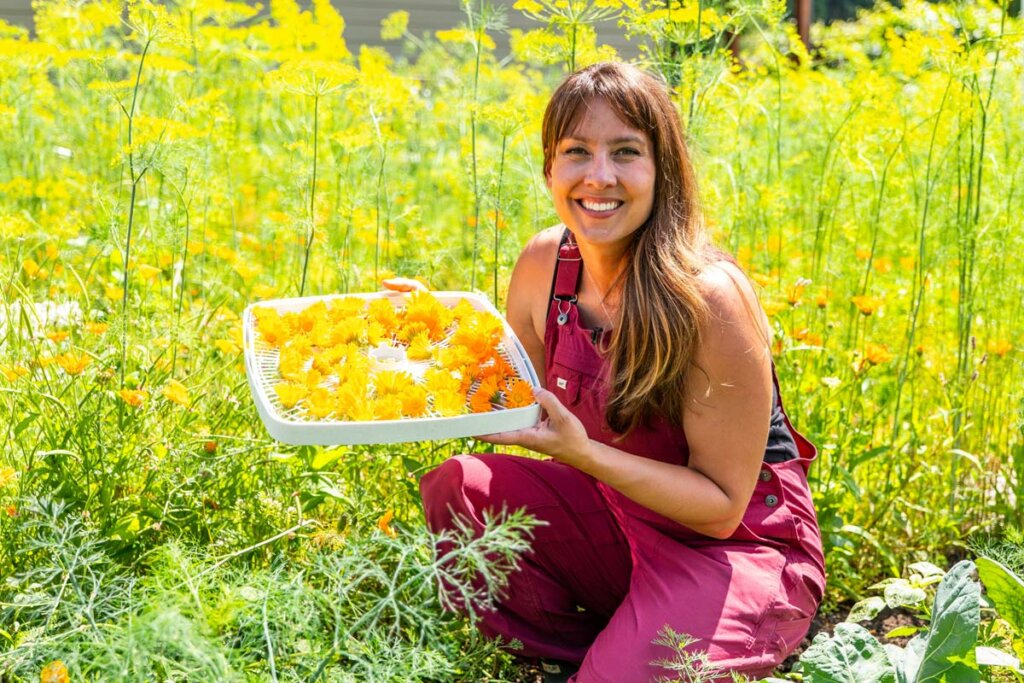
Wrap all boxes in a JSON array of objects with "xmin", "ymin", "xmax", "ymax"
[{"xmin": 562, "ymin": 135, "xmax": 647, "ymax": 146}]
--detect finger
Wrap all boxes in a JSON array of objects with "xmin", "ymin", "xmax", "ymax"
[
  {"xmin": 381, "ymin": 277, "xmax": 427, "ymax": 292},
  {"xmin": 533, "ymin": 388, "xmax": 568, "ymax": 423},
  {"xmin": 477, "ymin": 429, "xmax": 532, "ymax": 447}
]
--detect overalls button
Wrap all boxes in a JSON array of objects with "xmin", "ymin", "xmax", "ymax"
[
  {"xmin": 759, "ymin": 470, "xmax": 772, "ymax": 482},
  {"xmin": 764, "ymin": 494, "xmax": 779, "ymax": 507}
]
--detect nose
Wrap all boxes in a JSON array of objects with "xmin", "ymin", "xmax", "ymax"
[{"xmin": 584, "ymin": 152, "xmax": 616, "ymax": 188}]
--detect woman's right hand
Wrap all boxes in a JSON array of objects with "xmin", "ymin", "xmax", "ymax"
[{"xmin": 381, "ymin": 277, "xmax": 428, "ymax": 292}]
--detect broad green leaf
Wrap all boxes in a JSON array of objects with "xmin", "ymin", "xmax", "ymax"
[
  {"xmin": 883, "ymin": 581, "xmax": 928, "ymax": 609},
  {"xmin": 902, "ymin": 633, "xmax": 927, "ymax": 683},
  {"xmin": 311, "ymin": 447, "xmax": 344, "ymax": 470},
  {"xmin": 848, "ymin": 596, "xmax": 886, "ymax": 623},
  {"xmin": 885, "ymin": 626, "xmax": 920, "ymax": 639},
  {"xmin": 908, "ymin": 562, "xmax": 946, "ymax": 580},
  {"xmin": 975, "ymin": 646, "xmax": 1021, "ymax": 672},
  {"xmin": 976, "ymin": 557, "xmax": 1024, "ymax": 634},
  {"xmin": 885, "ymin": 644, "xmax": 908, "ymax": 683},
  {"xmin": 801, "ymin": 622, "xmax": 897, "ymax": 683},
  {"xmin": 914, "ymin": 559, "xmax": 980, "ymax": 683}
]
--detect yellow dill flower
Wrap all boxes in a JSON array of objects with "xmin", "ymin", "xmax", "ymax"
[
  {"xmin": 161, "ymin": 379, "xmax": 189, "ymax": 407},
  {"xmin": 118, "ymin": 388, "xmax": 148, "ymax": 407},
  {"xmin": 55, "ymin": 352, "xmax": 91, "ymax": 375},
  {"xmin": 0, "ymin": 466, "xmax": 17, "ymax": 489}
]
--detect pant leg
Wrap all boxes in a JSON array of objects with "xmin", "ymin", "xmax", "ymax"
[{"xmin": 420, "ymin": 454, "xmax": 631, "ymax": 663}]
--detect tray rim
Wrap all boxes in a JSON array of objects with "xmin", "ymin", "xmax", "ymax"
[{"xmin": 243, "ymin": 290, "xmax": 541, "ymax": 445}]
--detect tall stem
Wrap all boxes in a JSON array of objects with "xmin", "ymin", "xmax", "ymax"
[{"xmin": 299, "ymin": 92, "xmax": 320, "ymax": 296}]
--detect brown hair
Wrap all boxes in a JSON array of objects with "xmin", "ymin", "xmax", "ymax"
[{"xmin": 542, "ymin": 62, "xmax": 710, "ymax": 435}]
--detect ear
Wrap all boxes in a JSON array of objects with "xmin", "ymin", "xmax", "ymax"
[{"xmin": 544, "ymin": 165, "xmax": 552, "ymax": 189}]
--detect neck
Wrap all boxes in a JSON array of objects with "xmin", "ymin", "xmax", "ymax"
[{"xmin": 574, "ymin": 241, "xmax": 628, "ymax": 296}]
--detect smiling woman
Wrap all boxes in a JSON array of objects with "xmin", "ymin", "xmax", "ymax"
[{"xmin": 416, "ymin": 62, "xmax": 826, "ymax": 683}]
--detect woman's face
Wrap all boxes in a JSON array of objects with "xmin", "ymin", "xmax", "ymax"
[{"xmin": 546, "ymin": 97, "xmax": 656, "ymax": 254}]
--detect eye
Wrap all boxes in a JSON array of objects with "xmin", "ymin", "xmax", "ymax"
[
  {"xmin": 615, "ymin": 147, "xmax": 641, "ymax": 157},
  {"xmin": 563, "ymin": 145, "xmax": 589, "ymax": 156}
]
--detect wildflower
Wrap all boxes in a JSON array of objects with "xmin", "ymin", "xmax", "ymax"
[
  {"xmin": 136, "ymin": 263, "xmax": 161, "ymax": 281},
  {"xmin": 0, "ymin": 466, "xmax": 17, "ymax": 488},
  {"xmin": 46, "ymin": 331, "xmax": 69, "ymax": 343},
  {"xmin": 851, "ymin": 295, "xmax": 884, "ymax": 316},
  {"xmin": 161, "ymin": 379, "xmax": 189, "ymax": 407},
  {"xmin": 85, "ymin": 322, "xmax": 109, "ymax": 335},
  {"xmin": 815, "ymin": 289, "xmax": 831, "ymax": 309},
  {"xmin": 763, "ymin": 301, "xmax": 787, "ymax": 317},
  {"xmin": 854, "ymin": 343, "xmax": 894, "ymax": 373},
  {"xmin": 22, "ymin": 258, "xmax": 46, "ymax": 279},
  {"xmin": 214, "ymin": 339, "xmax": 241, "ymax": 355},
  {"xmin": 987, "ymin": 339, "xmax": 1012, "ymax": 357},
  {"xmin": 786, "ymin": 278, "xmax": 811, "ymax": 307},
  {"xmin": 40, "ymin": 660, "xmax": 69, "ymax": 683},
  {"xmin": 0, "ymin": 364, "xmax": 29, "ymax": 382},
  {"xmin": 377, "ymin": 510, "xmax": 398, "ymax": 538},
  {"xmin": 4, "ymin": 505, "xmax": 15, "ymax": 517},
  {"xmin": 792, "ymin": 329, "xmax": 823, "ymax": 347},
  {"xmin": 55, "ymin": 352, "xmax": 91, "ymax": 375},
  {"xmin": 118, "ymin": 388, "xmax": 148, "ymax": 407},
  {"xmin": 203, "ymin": 441, "xmax": 217, "ymax": 454}
]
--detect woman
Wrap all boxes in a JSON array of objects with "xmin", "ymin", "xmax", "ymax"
[{"xmin": 396, "ymin": 62, "xmax": 824, "ymax": 682}]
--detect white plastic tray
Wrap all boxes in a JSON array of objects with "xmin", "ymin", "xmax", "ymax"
[{"xmin": 243, "ymin": 291, "xmax": 541, "ymax": 445}]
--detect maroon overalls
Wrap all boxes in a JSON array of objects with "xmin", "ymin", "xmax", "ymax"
[{"xmin": 421, "ymin": 237, "xmax": 825, "ymax": 682}]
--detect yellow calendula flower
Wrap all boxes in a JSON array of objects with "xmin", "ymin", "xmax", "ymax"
[
  {"xmin": 161, "ymin": 379, "xmax": 189, "ymax": 407},
  {"xmin": 40, "ymin": 660, "xmax": 69, "ymax": 683},
  {"xmin": 136, "ymin": 263, "xmax": 161, "ymax": 281},
  {"xmin": 0, "ymin": 364, "xmax": 29, "ymax": 382},
  {"xmin": 55, "ymin": 352, "xmax": 91, "ymax": 375},
  {"xmin": 851, "ymin": 295, "xmax": 885, "ymax": 316},
  {"xmin": 274, "ymin": 382, "xmax": 308, "ymax": 409},
  {"xmin": 118, "ymin": 388, "xmax": 148, "ymax": 407},
  {"xmin": 433, "ymin": 389, "xmax": 467, "ymax": 417}
]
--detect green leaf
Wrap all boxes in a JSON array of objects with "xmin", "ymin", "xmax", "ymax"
[
  {"xmin": 883, "ymin": 581, "xmax": 928, "ymax": 609},
  {"xmin": 976, "ymin": 557, "xmax": 1024, "ymax": 634},
  {"xmin": 801, "ymin": 622, "xmax": 897, "ymax": 683},
  {"xmin": 975, "ymin": 646, "xmax": 1021, "ymax": 672},
  {"xmin": 884, "ymin": 644, "xmax": 908, "ymax": 683},
  {"xmin": 885, "ymin": 626, "xmax": 920, "ymax": 639},
  {"xmin": 848, "ymin": 596, "xmax": 886, "ymax": 623},
  {"xmin": 311, "ymin": 448, "xmax": 344, "ymax": 470},
  {"xmin": 913, "ymin": 559, "xmax": 980, "ymax": 683}
]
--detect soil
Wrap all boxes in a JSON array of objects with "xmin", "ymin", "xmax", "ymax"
[{"xmin": 512, "ymin": 605, "xmax": 929, "ymax": 682}]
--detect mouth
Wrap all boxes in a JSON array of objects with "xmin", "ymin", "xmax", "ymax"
[{"xmin": 576, "ymin": 198, "xmax": 623, "ymax": 214}]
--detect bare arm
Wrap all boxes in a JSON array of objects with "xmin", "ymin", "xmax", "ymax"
[
  {"xmin": 505, "ymin": 227, "xmax": 562, "ymax": 389},
  {"xmin": 482, "ymin": 261, "xmax": 772, "ymax": 538}
]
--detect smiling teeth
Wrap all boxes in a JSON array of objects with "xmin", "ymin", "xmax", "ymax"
[{"xmin": 581, "ymin": 200, "xmax": 621, "ymax": 212}]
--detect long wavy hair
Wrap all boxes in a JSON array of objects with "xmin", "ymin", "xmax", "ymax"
[{"xmin": 542, "ymin": 62, "xmax": 710, "ymax": 435}]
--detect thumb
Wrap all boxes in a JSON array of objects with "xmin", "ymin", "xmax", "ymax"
[{"xmin": 534, "ymin": 388, "xmax": 568, "ymax": 422}]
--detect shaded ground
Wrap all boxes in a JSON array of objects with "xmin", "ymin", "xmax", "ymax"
[{"xmin": 513, "ymin": 606, "xmax": 928, "ymax": 682}]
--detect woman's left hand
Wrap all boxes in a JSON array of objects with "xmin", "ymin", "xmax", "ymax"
[{"xmin": 477, "ymin": 388, "xmax": 594, "ymax": 468}]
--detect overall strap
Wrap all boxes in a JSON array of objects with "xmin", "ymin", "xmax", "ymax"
[{"xmin": 552, "ymin": 228, "xmax": 583, "ymax": 301}]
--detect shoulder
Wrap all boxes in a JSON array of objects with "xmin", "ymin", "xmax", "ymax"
[
  {"xmin": 515, "ymin": 226, "xmax": 564, "ymax": 272},
  {"xmin": 695, "ymin": 259, "xmax": 770, "ymax": 354},
  {"xmin": 509, "ymin": 226, "xmax": 563, "ymax": 298}
]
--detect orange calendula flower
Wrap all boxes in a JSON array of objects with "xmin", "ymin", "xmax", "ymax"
[
  {"xmin": 0, "ymin": 364, "xmax": 30, "ymax": 382},
  {"xmin": 469, "ymin": 387, "xmax": 496, "ymax": 413},
  {"xmin": 55, "ymin": 352, "xmax": 91, "ymax": 375},
  {"xmin": 118, "ymin": 388, "xmax": 148, "ymax": 407},
  {"xmin": 504, "ymin": 379, "xmax": 535, "ymax": 408},
  {"xmin": 851, "ymin": 295, "xmax": 884, "ymax": 316},
  {"xmin": 46, "ymin": 331, "xmax": 69, "ymax": 343},
  {"xmin": 161, "ymin": 379, "xmax": 189, "ymax": 407},
  {"xmin": 85, "ymin": 322, "xmax": 109, "ymax": 335},
  {"xmin": 377, "ymin": 509, "xmax": 397, "ymax": 538},
  {"xmin": 854, "ymin": 343, "xmax": 893, "ymax": 373},
  {"xmin": 406, "ymin": 333, "xmax": 433, "ymax": 361},
  {"xmin": 986, "ymin": 339, "xmax": 1012, "ymax": 357},
  {"xmin": 40, "ymin": 660, "xmax": 69, "ymax": 683}
]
